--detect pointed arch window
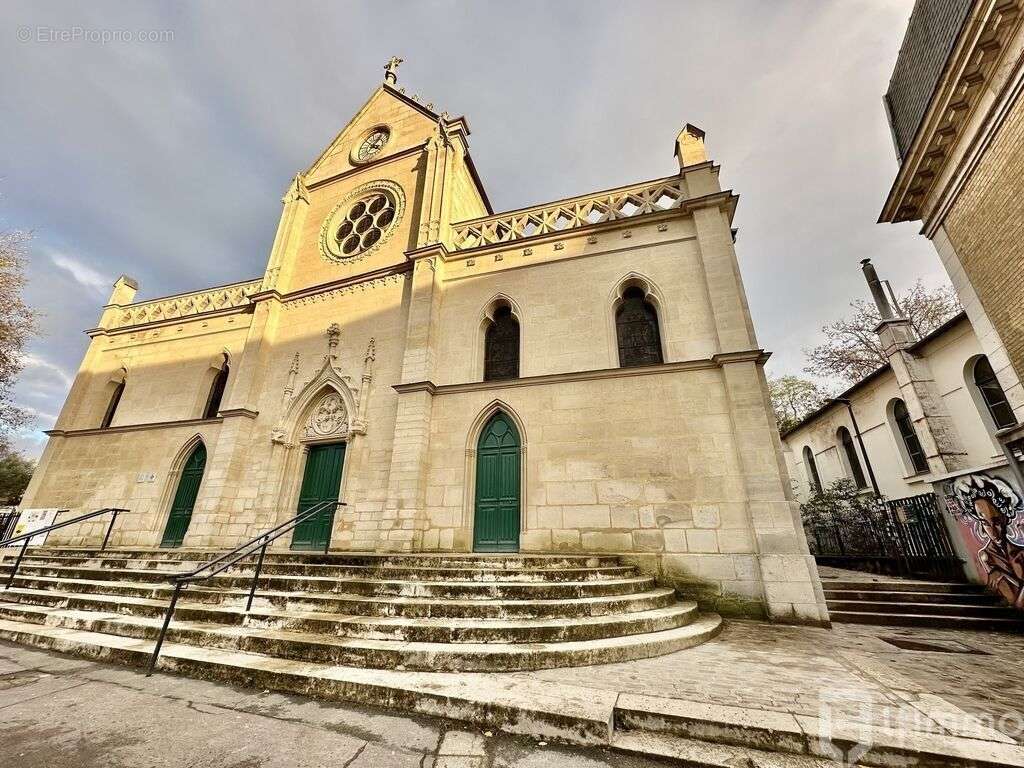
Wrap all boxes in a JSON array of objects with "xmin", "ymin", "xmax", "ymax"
[
  {"xmin": 972, "ymin": 356, "xmax": 1017, "ymax": 430},
  {"xmin": 203, "ymin": 355, "xmax": 230, "ymax": 419},
  {"xmin": 892, "ymin": 399, "xmax": 929, "ymax": 474},
  {"xmin": 101, "ymin": 378, "xmax": 126, "ymax": 429},
  {"xmin": 837, "ymin": 426, "xmax": 867, "ymax": 489},
  {"xmin": 484, "ymin": 305, "xmax": 520, "ymax": 382},
  {"xmin": 616, "ymin": 286, "xmax": 663, "ymax": 367},
  {"xmin": 802, "ymin": 445, "xmax": 822, "ymax": 494}
]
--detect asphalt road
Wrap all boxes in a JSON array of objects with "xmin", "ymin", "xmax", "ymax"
[{"xmin": 0, "ymin": 641, "xmax": 674, "ymax": 768}]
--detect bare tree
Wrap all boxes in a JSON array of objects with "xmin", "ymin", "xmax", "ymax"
[
  {"xmin": 803, "ymin": 280, "xmax": 961, "ymax": 384},
  {"xmin": 0, "ymin": 228, "xmax": 37, "ymax": 454},
  {"xmin": 768, "ymin": 375, "xmax": 832, "ymax": 433}
]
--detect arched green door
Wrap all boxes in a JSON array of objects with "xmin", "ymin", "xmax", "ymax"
[
  {"xmin": 473, "ymin": 412, "xmax": 521, "ymax": 552},
  {"xmin": 161, "ymin": 443, "xmax": 206, "ymax": 548}
]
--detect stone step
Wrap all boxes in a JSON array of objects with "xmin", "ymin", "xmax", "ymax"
[
  {"xmin": 826, "ymin": 599, "xmax": 1021, "ymax": 619},
  {"xmin": 0, "ymin": 564, "xmax": 655, "ymax": 599},
  {"xmin": 0, "ymin": 593, "xmax": 697, "ymax": 644},
  {"xmin": 828, "ymin": 610, "xmax": 1024, "ymax": 632},
  {"xmin": 0, "ymin": 604, "xmax": 721, "ymax": 671},
  {"xmin": 1, "ymin": 579, "xmax": 678, "ymax": 619},
  {"xmin": 610, "ymin": 722, "xmax": 1024, "ymax": 768},
  {"xmin": 823, "ymin": 588, "xmax": 1000, "ymax": 604},
  {"xmin": 12, "ymin": 548, "xmax": 623, "ymax": 569},
  {"xmin": 821, "ymin": 579, "xmax": 984, "ymax": 594},
  {"xmin": 4, "ymin": 556, "xmax": 636, "ymax": 582},
  {"xmin": 612, "ymin": 692, "xmax": 1024, "ymax": 768},
  {"xmin": 611, "ymin": 731, "xmax": 837, "ymax": 768}
]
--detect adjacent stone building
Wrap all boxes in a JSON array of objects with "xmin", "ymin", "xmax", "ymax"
[
  {"xmin": 19, "ymin": 64, "xmax": 827, "ymax": 624},
  {"xmin": 880, "ymin": 0, "xmax": 1024, "ymax": 483}
]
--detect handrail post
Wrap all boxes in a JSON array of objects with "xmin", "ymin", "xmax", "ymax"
[
  {"xmin": 146, "ymin": 582, "xmax": 183, "ymax": 676},
  {"xmin": 5, "ymin": 538, "xmax": 29, "ymax": 590},
  {"xmin": 324, "ymin": 501, "xmax": 337, "ymax": 554},
  {"xmin": 245, "ymin": 539, "xmax": 268, "ymax": 613},
  {"xmin": 101, "ymin": 509, "xmax": 119, "ymax": 551}
]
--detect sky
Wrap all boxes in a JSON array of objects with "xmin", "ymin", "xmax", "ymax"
[{"xmin": 1, "ymin": 0, "xmax": 947, "ymax": 458}]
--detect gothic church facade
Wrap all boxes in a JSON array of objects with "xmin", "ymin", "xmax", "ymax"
[{"xmin": 20, "ymin": 67, "xmax": 827, "ymax": 624}]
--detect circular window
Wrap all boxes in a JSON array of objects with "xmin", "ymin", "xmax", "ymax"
[
  {"xmin": 354, "ymin": 127, "xmax": 389, "ymax": 163},
  {"xmin": 320, "ymin": 181, "xmax": 405, "ymax": 263}
]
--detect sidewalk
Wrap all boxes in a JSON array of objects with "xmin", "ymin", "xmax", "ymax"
[{"xmin": 2, "ymin": 615, "xmax": 1023, "ymax": 765}]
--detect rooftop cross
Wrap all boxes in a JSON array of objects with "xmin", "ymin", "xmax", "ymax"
[{"xmin": 383, "ymin": 56, "xmax": 403, "ymax": 84}]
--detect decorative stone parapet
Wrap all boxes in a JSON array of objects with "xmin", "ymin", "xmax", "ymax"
[
  {"xmin": 451, "ymin": 175, "xmax": 689, "ymax": 251},
  {"xmin": 111, "ymin": 278, "xmax": 263, "ymax": 329}
]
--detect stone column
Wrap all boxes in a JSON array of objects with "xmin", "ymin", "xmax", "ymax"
[
  {"xmin": 719, "ymin": 355, "xmax": 830, "ymax": 625},
  {"xmin": 379, "ymin": 245, "xmax": 447, "ymax": 551}
]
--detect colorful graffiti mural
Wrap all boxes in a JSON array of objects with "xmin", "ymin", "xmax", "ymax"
[{"xmin": 944, "ymin": 473, "xmax": 1024, "ymax": 610}]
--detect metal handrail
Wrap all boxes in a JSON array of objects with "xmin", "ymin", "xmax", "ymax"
[
  {"xmin": 1, "ymin": 507, "xmax": 129, "ymax": 589},
  {"xmin": 146, "ymin": 499, "xmax": 344, "ymax": 676}
]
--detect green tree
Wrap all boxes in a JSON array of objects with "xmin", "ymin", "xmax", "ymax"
[
  {"xmin": 799, "ymin": 478, "xmax": 877, "ymax": 526},
  {"xmin": 1, "ymin": 227, "xmax": 37, "ymax": 454},
  {"xmin": 803, "ymin": 280, "xmax": 961, "ymax": 384},
  {"xmin": 767, "ymin": 375, "xmax": 832, "ymax": 433},
  {"xmin": 0, "ymin": 450, "xmax": 34, "ymax": 505}
]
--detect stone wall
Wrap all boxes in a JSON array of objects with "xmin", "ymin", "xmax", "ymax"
[{"xmin": 944, "ymin": 97, "xmax": 1024, "ymax": 386}]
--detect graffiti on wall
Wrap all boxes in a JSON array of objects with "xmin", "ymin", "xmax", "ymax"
[{"xmin": 944, "ymin": 473, "xmax": 1024, "ymax": 610}]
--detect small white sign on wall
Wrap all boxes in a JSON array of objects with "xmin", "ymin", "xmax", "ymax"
[
  {"xmin": 136, "ymin": 472, "xmax": 157, "ymax": 484},
  {"xmin": 13, "ymin": 508, "xmax": 61, "ymax": 546}
]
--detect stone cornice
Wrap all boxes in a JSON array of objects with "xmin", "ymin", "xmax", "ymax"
[
  {"xmin": 304, "ymin": 142, "xmax": 429, "ymax": 193},
  {"xmin": 276, "ymin": 263, "xmax": 413, "ymax": 307},
  {"xmin": 881, "ymin": 0, "xmax": 1024, "ymax": 225},
  {"xmin": 392, "ymin": 350, "xmax": 768, "ymax": 395},
  {"xmin": 923, "ymin": 50, "xmax": 1024, "ymax": 237},
  {"xmin": 46, "ymin": 409, "xmax": 259, "ymax": 438}
]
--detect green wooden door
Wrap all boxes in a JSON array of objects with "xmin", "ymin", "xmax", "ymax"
[
  {"xmin": 473, "ymin": 413, "xmax": 521, "ymax": 552},
  {"xmin": 291, "ymin": 442, "xmax": 345, "ymax": 551},
  {"xmin": 161, "ymin": 443, "xmax": 207, "ymax": 548}
]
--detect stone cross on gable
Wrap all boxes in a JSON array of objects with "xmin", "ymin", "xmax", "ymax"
[{"xmin": 384, "ymin": 56, "xmax": 403, "ymax": 84}]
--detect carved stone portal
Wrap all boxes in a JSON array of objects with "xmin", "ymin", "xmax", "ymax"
[{"xmin": 305, "ymin": 392, "xmax": 349, "ymax": 440}]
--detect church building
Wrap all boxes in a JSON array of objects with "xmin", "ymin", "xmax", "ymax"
[{"xmin": 19, "ymin": 62, "xmax": 827, "ymax": 625}]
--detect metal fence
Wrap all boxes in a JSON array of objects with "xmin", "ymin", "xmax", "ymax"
[
  {"xmin": 804, "ymin": 492, "xmax": 964, "ymax": 581},
  {"xmin": 0, "ymin": 508, "xmax": 19, "ymax": 543}
]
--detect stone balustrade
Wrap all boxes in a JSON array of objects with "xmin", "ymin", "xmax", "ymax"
[
  {"xmin": 113, "ymin": 278, "xmax": 263, "ymax": 329},
  {"xmin": 451, "ymin": 175, "xmax": 688, "ymax": 251}
]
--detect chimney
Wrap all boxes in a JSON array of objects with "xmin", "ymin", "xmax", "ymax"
[{"xmin": 860, "ymin": 259, "xmax": 898, "ymax": 320}]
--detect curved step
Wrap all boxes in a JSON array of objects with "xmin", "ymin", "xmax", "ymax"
[
  {"xmin": 0, "ymin": 598, "xmax": 698, "ymax": 644},
  {"xmin": 2, "ymin": 557, "xmax": 637, "ymax": 582},
  {"xmin": 11, "ymin": 548, "xmax": 624, "ymax": 569},
  {"xmin": 0, "ymin": 602, "xmax": 722, "ymax": 671},
  {"xmin": 0, "ymin": 564, "xmax": 654, "ymax": 599},
  {"xmin": 1, "ymin": 580, "xmax": 679, "ymax": 619}
]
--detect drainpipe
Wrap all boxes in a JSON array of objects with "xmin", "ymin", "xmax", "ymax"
[{"xmin": 836, "ymin": 397, "xmax": 882, "ymax": 499}]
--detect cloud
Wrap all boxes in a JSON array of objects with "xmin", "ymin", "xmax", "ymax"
[
  {"xmin": 48, "ymin": 251, "xmax": 111, "ymax": 297},
  {"xmin": 0, "ymin": 0, "xmax": 955, "ymax": 458},
  {"xmin": 20, "ymin": 354, "xmax": 73, "ymax": 390}
]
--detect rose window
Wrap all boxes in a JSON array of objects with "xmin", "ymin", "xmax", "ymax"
[{"xmin": 333, "ymin": 193, "xmax": 397, "ymax": 257}]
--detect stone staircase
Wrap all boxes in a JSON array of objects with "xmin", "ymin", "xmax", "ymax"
[
  {"xmin": 0, "ymin": 547, "xmax": 722, "ymax": 672},
  {"xmin": 822, "ymin": 576, "xmax": 1024, "ymax": 632}
]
